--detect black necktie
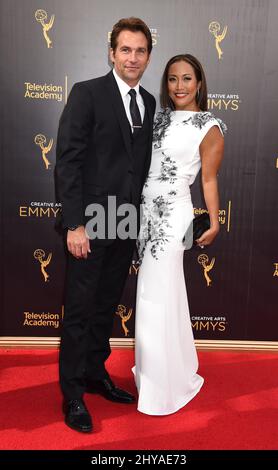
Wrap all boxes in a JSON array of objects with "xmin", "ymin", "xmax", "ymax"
[{"xmin": 128, "ymin": 89, "xmax": 142, "ymax": 134}]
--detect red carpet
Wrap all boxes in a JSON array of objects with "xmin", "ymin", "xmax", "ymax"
[{"xmin": 0, "ymin": 349, "xmax": 277, "ymax": 450}]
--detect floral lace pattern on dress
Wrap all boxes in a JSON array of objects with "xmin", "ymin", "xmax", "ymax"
[
  {"xmin": 152, "ymin": 108, "xmax": 172, "ymax": 149},
  {"xmin": 157, "ymin": 152, "xmax": 178, "ymax": 184},
  {"xmin": 139, "ymin": 109, "xmax": 227, "ymax": 263},
  {"xmin": 182, "ymin": 111, "xmax": 227, "ymax": 134},
  {"xmin": 137, "ymin": 196, "xmax": 173, "ymax": 263}
]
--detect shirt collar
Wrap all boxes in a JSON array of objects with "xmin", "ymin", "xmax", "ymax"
[{"xmin": 113, "ymin": 68, "xmax": 140, "ymax": 97}]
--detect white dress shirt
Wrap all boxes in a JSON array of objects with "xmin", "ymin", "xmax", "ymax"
[{"xmin": 113, "ymin": 68, "xmax": 145, "ymax": 131}]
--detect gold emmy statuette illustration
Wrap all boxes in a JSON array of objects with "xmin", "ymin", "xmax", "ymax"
[
  {"xmin": 34, "ymin": 134, "xmax": 53, "ymax": 169},
  {"xmin": 273, "ymin": 263, "xmax": 278, "ymax": 277},
  {"xmin": 198, "ymin": 253, "xmax": 215, "ymax": 287},
  {"xmin": 129, "ymin": 259, "xmax": 140, "ymax": 275},
  {"xmin": 34, "ymin": 249, "xmax": 52, "ymax": 282},
  {"xmin": 209, "ymin": 21, "xmax": 227, "ymax": 59},
  {"xmin": 35, "ymin": 9, "xmax": 55, "ymax": 48},
  {"xmin": 116, "ymin": 304, "xmax": 133, "ymax": 337}
]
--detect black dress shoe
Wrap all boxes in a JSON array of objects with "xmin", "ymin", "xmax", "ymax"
[
  {"xmin": 63, "ymin": 398, "xmax": 93, "ymax": 433},
  {"xmin": 86, "ymin": 377, "xmax": 135, "ymax": 404}
]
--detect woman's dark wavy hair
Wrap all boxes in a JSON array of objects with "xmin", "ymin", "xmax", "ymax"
[{"xmin": 161, "ymin": 54, "xmax": 208, "ymax": 111}]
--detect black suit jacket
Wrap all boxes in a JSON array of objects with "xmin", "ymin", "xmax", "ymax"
[{"xmin": 55, "ymin": 71, "xmax": 156, "ymax": 229}]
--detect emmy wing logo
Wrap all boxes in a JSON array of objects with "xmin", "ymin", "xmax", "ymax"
[
  {"xmin": 129, "ymin": 259, "xmax": 140, "ymax": 275},
  {"xmin": 34, "ymin": 249, "xmax": 52, "ymax": 282},
  {"xmin": 35, "ymin": 9, "xmax": 55, "ymax": 48},
  {"xmin": 198, "ymin": 253, "xmax": 215, "ymax": 287},
  {"xmin": 209, "ymin": 21, "xmax": 227, "ymax": 59},
  {"xmin": 116, "ymin": 304, "xmax": 133, "ymax": 337},
  {"xmin": 34, "ymin": 134, "xmax": 53, "ymax": 169}
]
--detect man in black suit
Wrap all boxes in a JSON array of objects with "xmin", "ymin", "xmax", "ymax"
[{"xmin": 55, "ymin": 17, "xmax": 155, "ymax": 432}]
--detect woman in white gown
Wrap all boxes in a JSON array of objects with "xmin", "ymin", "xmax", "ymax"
[{"xmin": 133, "ymin": 54, "xmax": 226, "ymax": 415}]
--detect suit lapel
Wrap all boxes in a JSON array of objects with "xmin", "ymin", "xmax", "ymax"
[
  {"xmin": 140, "ymin": 86, "xmax": 153, "ymax": 127},
  {"xmin": 140, "ymin": 86, "xmax": 154, "ymax": 154},
  {"xmin": 105, "ymin": 71, "xmax": 133, "ymax": 159}
]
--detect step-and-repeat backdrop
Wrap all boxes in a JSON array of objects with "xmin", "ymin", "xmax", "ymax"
[{"xmin": 1, "ymin": 0, "xmax": 277, "ymax": 342}]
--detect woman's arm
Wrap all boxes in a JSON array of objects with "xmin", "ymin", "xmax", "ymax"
[{"xmin": 197, "ymin": 125, "xmax": 224, "ymax": 247}]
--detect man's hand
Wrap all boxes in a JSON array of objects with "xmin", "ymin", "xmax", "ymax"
[{"xmin": 67, "ymin": 226, "xmax": 91, "ymax": 259}]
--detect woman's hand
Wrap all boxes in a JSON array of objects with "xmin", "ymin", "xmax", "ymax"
[
  {"xmin": 195, "ymin": 226, "xmax": 219, "ymax": 249},
  {"xmin": 198, "ymin": 125, "xmax": 224, "ymax": 249}
]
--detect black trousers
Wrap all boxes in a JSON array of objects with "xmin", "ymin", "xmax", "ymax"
[{"xmin": 59, "ymin": 237, "xmax": 136, "ymax": 400}]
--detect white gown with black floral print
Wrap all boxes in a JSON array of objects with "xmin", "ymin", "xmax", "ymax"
[{"xmin": 133, "ymin": 109, "xmax": 226, "ymax": 415}]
